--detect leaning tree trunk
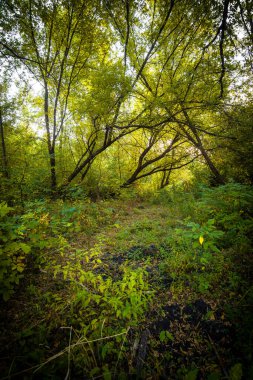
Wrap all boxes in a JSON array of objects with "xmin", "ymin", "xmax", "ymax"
[
  {"xmin": 198, "ymin": 144, "xmax": 225, "ymax": 185},
  {"xmin": 179, "ymin": 108, "xmax": 225, "ymax": 186}
]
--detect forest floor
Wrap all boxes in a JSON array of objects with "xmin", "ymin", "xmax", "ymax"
[{"xmin": 0, "ymin": 196, "xmax": 252, "ymax": 379}]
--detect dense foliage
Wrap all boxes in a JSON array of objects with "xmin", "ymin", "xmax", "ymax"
[{"xmin": 0, "ymin": 0, "xmax": 253, "ymax": 199}]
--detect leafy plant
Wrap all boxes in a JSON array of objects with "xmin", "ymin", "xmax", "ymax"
[
  {"xmin": 197, "ymin": 183, "xmax": 253, "ymax": 250},
  {"xmin": 0, "ymin": 202, "xmax": 31, "ymax": 300},
  {"xmin": 159, "ymin": 330, "xmax": 174, "ymax": 343},
  {"xmin": 170, "ymin": 219, "xmax": 224, "ymax": 270}
]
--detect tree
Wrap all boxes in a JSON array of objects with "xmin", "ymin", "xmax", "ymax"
[
  {"xmin": 1, "ymin": 0, "xmax": 110, "ymax": 192},
  {"xmin": 0, "ymin": 0, "xmax": 252, "ymax": 198},
  {"xmin": 216, "ymin": 101, "xmax": 253, "ymax": 184},
  {"xmin": 121, "ymin": 129, "xmax": 180, "ymax": 187}
]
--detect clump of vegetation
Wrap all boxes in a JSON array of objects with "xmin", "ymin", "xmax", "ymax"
[{"xmin": 0, "ymin": 202, "xmax": 31, "ymax": 301}]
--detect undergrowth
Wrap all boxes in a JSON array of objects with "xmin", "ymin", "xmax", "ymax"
[{"xmin": 0, "ymin": 183, "xmax": 252, "ymax": 379}]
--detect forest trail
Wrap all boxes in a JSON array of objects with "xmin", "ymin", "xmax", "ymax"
[{"xmin": 0, "ymin": 195, "xmax": 252, "ymax": 379}]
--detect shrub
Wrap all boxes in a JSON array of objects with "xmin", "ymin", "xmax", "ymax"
[{"xmin": 0, "ymin": 202, "xmax": 31, "ymax": 300}]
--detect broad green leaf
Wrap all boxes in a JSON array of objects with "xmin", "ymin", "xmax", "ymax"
[{"xmin": 19, "ymin": 243, "xmax": 31, "ymax": 254}]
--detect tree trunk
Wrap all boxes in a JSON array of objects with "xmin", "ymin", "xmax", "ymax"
[
  {"xmin": 49, "ymin": 148, "xmax": 57, "ymax": 191},
  {"xmin": 160, "ymin": 168, "xmax": 172, "ymax": 189},
  {"xmin": 198, "ymin": 144, "xmax": 225, "ymax": 185},
  {"xmin": 179, "ymin": 108, "xmax": 225, "ymax": 185},
  {"xmin": 44, "ymin": 81, "xmax": 57, "ymax": 193},
  {"xmin": 0, "ymin": 108, "xmax": 9, "ymax": 178}
]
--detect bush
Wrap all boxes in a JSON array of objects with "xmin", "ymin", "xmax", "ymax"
[
  {"xmin": 197, "ymin": 183, "xmax": 253, "ymax": 249},
  {"xmin": 0, "ymin": 202, "xmax": 31, "ymax": 300}
]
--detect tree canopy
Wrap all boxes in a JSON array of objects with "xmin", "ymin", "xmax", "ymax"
[{"xmin": 0, "ymin": 0, "xmax": 252, "ymax": 200}]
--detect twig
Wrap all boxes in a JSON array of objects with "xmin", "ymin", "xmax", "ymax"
[
  {"xmin": 8, "ymin": 357, "xmax": 16, "ymax": 378},
  {"xmin": 100, "ymin": 319, "xmax": 106, "ymax": 338},
  {"xmin": 113, "ymin": 326, "xmax": 130, "ymax": 379},
  {"xmin": 207, "ymin": 334, "xmax": 228, "ymax": 378},
  {"xmin": 62, "ymin": 326, "xmax": 72, "ymax": 380},
  {"xmin": 1, "ymin": 330, "xmax": 129, "ymax": 380},
  {"xmin": 236, "ymin": 287, "xmax": 253, "ymax": 306}
]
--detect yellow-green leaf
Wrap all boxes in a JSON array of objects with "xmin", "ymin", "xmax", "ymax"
[
  {"xmin": 20, "ymin": 243, "xmax": 31, "ymax": 254},
  {"xmin": 199, "ymin": 236, "xmax": 204, "ymax": 245}
]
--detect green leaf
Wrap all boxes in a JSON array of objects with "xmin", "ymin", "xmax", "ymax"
[
  {"xmin": 159, "ymin": 330, "xmax": 166, "ymax": 342},
  {"xmin": 159, "ymin": 330, "xmax": 174, "ymax": 342},
  {"xmin": 0, "ymin": 202, "xmax": 13, "ymax": 218},
  {"xmin": 16, "ymin": 264, "xmax": 24, "ymax": 272},
  {"xmin": 89, "ymin": 367, "xmax": 100, "ymax": 377},
  {"xmin": 103, "ymin": 370, "xmax": 111, "ymax": 380},
  {"xmin": 165, "ymin": 331, "xmax": 174, "ymax": 341},
  {"xmin": 229, "ymin": 363, "xmax": 243, "ymax": 380},
  {"xmin": 19, "ymin": 243, "xmax": 31, "ymax": 254},
  {"xmin": 184, "ymin": 368, "xmax": 198, "ymax": 380}
]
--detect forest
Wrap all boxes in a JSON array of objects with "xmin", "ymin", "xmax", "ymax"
[{"xmin": 0, "ymin": 0, "xmax": 253, "ymax": 379}]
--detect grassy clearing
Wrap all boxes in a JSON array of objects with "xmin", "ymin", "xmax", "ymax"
[{"xmin": 0, "ymin": 185, "xmax": 253, "ymax": 379}]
